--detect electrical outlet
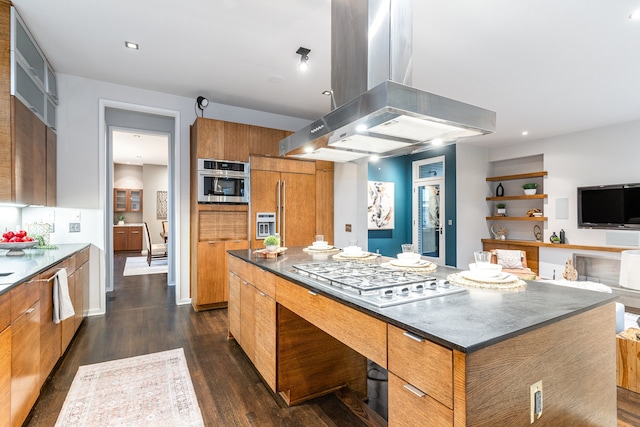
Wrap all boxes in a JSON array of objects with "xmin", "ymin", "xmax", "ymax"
[
  {"xmin": 530, "ymin": 380, "xmax": 543, "ymax": 423},
  {"xmin": 69, "ymin": 223, "xmax": 81, "ymax": 233}
]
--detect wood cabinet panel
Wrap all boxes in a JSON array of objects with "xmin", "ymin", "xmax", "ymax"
[
  {"xmin": 276, "ymin": 277, "xmax": 387, "ymax": 367},
  {"xmin": 114, "ymin": 188, "xmax": 143, "ymax": 212},
  {"xmin": 75, "ymin": 262, "xmax": 89, "ymax": 330},
  {"xmin": 0, "ymin": 291, "xmax": 9, "ymax": 331},
  {"xmin": 388, "ymin": 372, "xmax": 453, "ymax": 427},
  {"xmin": 277, "ymin": 305, "xmax": 367, "ymax": 405},
  {"xmin": 315, "ymin": 168, "xmax": 334, "ymax": 243},
  {"xmin": 254, "ymin": 289, "xmax": 276, "ymax": 390},
  {"xmin": 388, "ymin": 324, "xmax": 453, "ymax": 409},
  {"xmin": 191, "ymin": 118, "xmax": 224, "ymax": 160},
  {"xmin": 239, "ymin": 279, "xmax": 256, "ymax": 361},
  {"xmin": 224, "ymin": 122, "xmax": 250, "ymax": 162},
  {"xmin": 228, "ymin": 271, "xmax": 241, "ymax": 341},
  {"xmin": 0, "ymin": 326, "xmax": 10, "ymax": 427},
  {"xmin": 39, "ymin": 267, "xmax": 61, "ymax": 388},
  {"xmin": 13, "ymin": 97, "xmax": 46, "ymax": 206},
  {"xmin": 193, "ymin": 240, "xmax": 249, "ymax": 310},
  {"xmin": 198, "ymin": 209, "xmax": 248, "ymax": 241},
  {"xmin": 248, "ymin": 126, "xmax": 283, "ymax": 157},
  {"xmin": 46, "ymin": 127, "xmax": 56, "ymax": 206},
  {"xmin": 11, "ymin": 301, "xmax": 40, "ymax": 427},
  {"xmin": 113, "ymin": 226, "xmax": 143, "ymax": 252},
  {"xmin": 125, "ymin": 226, "xmax": 142, "ymax": 252},
  {"xmin": 281, "ymin": 172, "xmax": 316, "ymax": 248},
  {"xmin": 0, "ymin": 0, "xmax": 11, "ymax": 203}
]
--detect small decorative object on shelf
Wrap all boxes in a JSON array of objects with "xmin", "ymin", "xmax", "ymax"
[
  {"xmin": 550, "ymin": 232, "xmax": 561, "ymax": 243},
  {"xmin": 522, "ymin": 183, "xmax": 538, "ymax": 196},
  {"xmin": 496, "ymin": 183, "xmax": 504, "ymax": 197},
  {"xmin": 533, "ymin": 225, "xmax": 542, "ymax": 242},
  {"xmin": 117, "ymin": 215, "xmax": 125, "ymax": 226},
  {"xmin": 526, "ymin": 208, "xmax": 542, "ymax": 217},
  {"xmin": 495, "ymin": 203, "xmax": 506, "ymax": 216},
  {"xmin": 562, "ymin": 258, "xmax": 578, "ymax": 281},
  {"xmin": 491, "ymin": 224, "xmax": 508, "ymax": 240},
  {"xmin": 559, "ymin": 229, "xmax": 566, "ymax": 244}
]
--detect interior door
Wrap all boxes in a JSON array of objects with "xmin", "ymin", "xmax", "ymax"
[{"xmin": 412, "ymin": 158, "xmax": 445, "ymax": 265}]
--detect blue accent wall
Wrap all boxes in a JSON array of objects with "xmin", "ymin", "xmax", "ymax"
[{"xmin": 367, "ymin": 145, "xmax": 458, "ymax": 266}]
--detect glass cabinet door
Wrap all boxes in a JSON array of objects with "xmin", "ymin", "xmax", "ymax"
[
  {"xmin": 129, "ymin": 190, "xmax": 142, "ymax": 212},
  {"xmin": 114, "ymin": 189, "xmax": 127, "ymax": 211}
]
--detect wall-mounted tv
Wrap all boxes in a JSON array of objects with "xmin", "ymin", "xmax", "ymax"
[{"xmin": 578, "ymin": 183, "xmax": 640, "ymax": 229}]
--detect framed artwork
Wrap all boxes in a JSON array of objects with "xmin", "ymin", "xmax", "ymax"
[
  {"xmin": 368, "ymin": 181, "xmax": 394, "ymax": 230},
  {"xmin": 156, "ymin": 191, "xmax": 167, "ymax": 219}
]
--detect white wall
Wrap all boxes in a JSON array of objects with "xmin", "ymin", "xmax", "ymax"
[
  {"xmin": 333, "ymin": 162, "xmax": 369, "ymax": 250},
  {"xmin": 56, "ymin": 74, "xmax": 310, "ymax": 315},
  {"xmin": 142, "ymin": 164, "xmax": 168, "ymax": 246},
  {"xmin": 455, "ymin": 144, "xmax": 491, "ymax": 267}
]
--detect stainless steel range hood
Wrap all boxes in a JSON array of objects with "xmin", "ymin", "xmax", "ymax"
[{"xmin": 279, "ymin": 0, "xmax": 496, "ymax": 162}]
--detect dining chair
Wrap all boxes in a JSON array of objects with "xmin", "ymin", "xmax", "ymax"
[{"xmin": 144, "ymin": 222, "xmax": 167, "ymax": 266}]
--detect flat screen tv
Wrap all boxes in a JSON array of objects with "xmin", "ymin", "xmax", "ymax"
[{"xmin": 578, "ymin": 183, "xmax": 640, "ymax": 229}]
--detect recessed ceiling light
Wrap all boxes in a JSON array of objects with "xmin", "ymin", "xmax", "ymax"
[
  {"xmin": 522, "ymin": 131, "xmax": 529, "ymax": 136},
  {"xmin": 629, "ymin": 10, "xmax": 640, "ymax": 20},
  {"xmin": 125, "ymin": 41, "xmax": 139, "ymax": 50}
]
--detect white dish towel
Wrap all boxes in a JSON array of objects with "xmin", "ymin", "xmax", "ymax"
[{"xmin": 53, "ymin": 268, "xmax": 75, "ymax": 324}]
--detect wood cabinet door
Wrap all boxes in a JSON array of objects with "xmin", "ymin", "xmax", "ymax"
[
  {"xmin": 240, "ymin": 280, "xmax": 256, "ymax": 362},
  {"xmin": 126, "ymin": 226, "xmax": 143, "ymax": 251},
  {"xmin": 191, "ymin": 118, "xmax": 224, "ymax": 159},
  {"xmin": 75, "ymin": 262, "xmax": 89, "ymax": 331},
  {"xmin": 250, "ymin": 170, "xmax": 280, "ymax": 247},
  {"xmin": 249, "ymin": 126, "xmax": 283, "ymax": 157},
  {"xmin": 0, "ymin": 326, "xmax": 10, "ymax": 427},
  {"xmin": 114, "ymin": 189, "xmax": 127, "ymax": 211},
  {"xmin": 11, "ymin": 301, "xmax": 40, "ymax": 427},
  {"xmin": 13, "ymin": 98, "xmax": 46, "ymax": 205},
  {"xmin": 196, "ymin": 241, "xmax": 226, "ymax": 305},
  {"xmin": 254, "ymin": 290, "xmax": 276, "ymax": 391},
  {"xmin": 60, "ymin": 271, "xmax": 76, "ymax": 350},
  {"xmin": 39, "ymin": 268, "xmax": 61, "ymax": 388},
  {"xmin": 224, "ymin": 122, "xmax": 250, "ymax": 162},
  {"xmin": 113, "ymin": 227, "xmax": 127, "ymax": 251},
  {"xmin": 129, "ymin": 189, "xmax": 143, "ymax": 212},
  {"xmin": 228, "ymin": 271, "xmax": 241, "ymax": 341},
  {"xmin": 281, "ymin": 172, "xmax": 316, "ymax": 248},
  {"xmin": 46, "ymin": 127, "xmax": 56, "ymax": 206},
  {"xmin": 315, "ymin": 168, "xmax": 334, "ymax": 243}
]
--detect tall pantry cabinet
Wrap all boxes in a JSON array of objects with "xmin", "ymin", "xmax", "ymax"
[{"xmin": 190, "ymin": 118, "xmax": 334, "ymax": 311}]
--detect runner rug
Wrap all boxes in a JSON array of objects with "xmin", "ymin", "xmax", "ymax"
[
  {"xmin": 55, "ymin": 348, "xmax": 204, "ymax": 427},
  {"xmin": 123, "ymin": 256, "xmax": 168, "ymax": 276}
]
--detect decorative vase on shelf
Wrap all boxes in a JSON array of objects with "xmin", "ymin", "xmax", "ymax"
[
  {"xmin": 496, "ymin": 183, "xmax": 504, "ymax": 197},
  {"xmin": 522, "ymin": 183, "xmax": 537, "ymax": 196},
  {"xmin": 117, "ymin": 220, "xmax": 124, "ymax": 226}
]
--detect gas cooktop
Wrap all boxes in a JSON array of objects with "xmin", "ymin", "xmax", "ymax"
[{"xmin": 291, "ymin": 262, "xmax": 465, "ymax": 308}]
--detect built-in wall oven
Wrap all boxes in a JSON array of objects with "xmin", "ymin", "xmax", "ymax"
[{"xmin": 197, "ymin": 158, "xmax": 250, "ymax": 204}]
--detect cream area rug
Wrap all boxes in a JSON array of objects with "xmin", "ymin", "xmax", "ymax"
[
  {"xmin": 123, "ymin": 256, "xmax": 167, "ymax": 276},
  {"xmin": 55, "ymin": 348, "xmax": 204, "ymax": 427}
]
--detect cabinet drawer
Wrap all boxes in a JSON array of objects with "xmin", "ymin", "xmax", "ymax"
[
  {"xmin": 388, "ymin": 324, "xmax": 453, "ymax": 408},
  {"xmin": 247, "ymin": 263, "xmax": 275, "ymax": 298},
  {"xmin": 276, "ymin": 277, "xmax": 387, "ymax": 367},
  {"xmin": 388, "ymin": 372, "xmax": 453, "ymax": 426},
  {"xmin": 75, "ymin": 246, "xmax": 90, "ymax": 266},
  {"xmin": 228, "ymin": 255, "xmax": 248, "ymax": 277},
  {"xmin": 0, "ymin": 292, "xmax": 10, "ymax": 331},
  {"xmin": 10, "ymin": 278, "xmax": 39, "ymax": 322}
]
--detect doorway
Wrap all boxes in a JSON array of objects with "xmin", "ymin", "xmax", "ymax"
[
  {"xmin": 412, "ymin": 157, "xmax": 445, "ymax": 265},
  {"xmin": 99, "ymin": 100, "xmax": 182, "ymax": 314}
]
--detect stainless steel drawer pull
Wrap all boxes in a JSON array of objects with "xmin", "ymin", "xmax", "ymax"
[
  {"xmin": 404, "ymin": 383, "xmax": 427, "ymax": 398},
  {"xmin": 308, "ymin": 290, "xmax": 318, "ymax": 296},
  {"xmin": 258, "ymin": 291, "xmax": 266, "ymax": 297},
  {"xmin": 403, "ymin": 331, "xmax": 425, "ymax": 342},
  {"xmin": 25, "ymin": 307, "xmax": 35, "ymax": 314},
  {"xmin": 242, "ymin": 281, "xmax": 249, "ymax": 285}
]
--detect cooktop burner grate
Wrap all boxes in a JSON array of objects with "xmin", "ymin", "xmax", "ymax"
[{"xmin": 291, "ymin": 261, "xmax": 465, "ymax": 308}]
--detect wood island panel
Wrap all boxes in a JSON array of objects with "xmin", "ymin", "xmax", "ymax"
[
  {"xmin": 463, "ymin": 303, "xmax": 616, "ymax": 426},
  {"xmin": 0, "ymin": 291, "xmax": 9, "ymax": 331},
  {"xmin": 277, "ymin": 305, "xmax": 367, "ymax": 406},
  {"xmin": 276, "ymin": 277, "xmax": 387, "ymax": 367},
  {"xmin": 0, "ymin": 326, "xmax": 10, "ymax": 427},
  {"xmin": 253, "ymin": 289, "xmax": 276, "ymax": 391},
  {"xmin": 388, "ymin": 372, "xmax": 453, "ymax": 427}
]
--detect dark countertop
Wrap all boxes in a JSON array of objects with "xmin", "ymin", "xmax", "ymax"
[
  {"xmin": 0, "ymin": 244, "xmax": 90, "ymax": 294},
  {"xmin": 229, "ymin": 247, "xmax": 617, "ymax": 353}
]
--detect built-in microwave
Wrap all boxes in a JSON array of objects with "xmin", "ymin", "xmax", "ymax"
[{"xmin": 197, "ymin": 158, "xmax": 250, "ymax": 204}]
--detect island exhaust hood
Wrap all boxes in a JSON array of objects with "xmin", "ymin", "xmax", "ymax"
[{"xmin": 279, "ymin": 0, "xmax": 496, "ymax": 162}]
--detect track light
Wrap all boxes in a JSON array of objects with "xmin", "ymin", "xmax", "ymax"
[
  {"xmin": 196, "ymin": 96, "xmax": 209, "ymax": 117},
  {"xmin": 296, "ymin": 47, "xmax": 310, "ymax": 71},
  {"xmin": 322, "ymin": 89, "xmax": 337, "ymax": 110}
]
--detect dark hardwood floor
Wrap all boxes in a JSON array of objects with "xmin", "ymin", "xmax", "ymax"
[
  {"xmin": 26, "ymin": 253, "xmax": 370, "ymax": 427},
  {"xmin": 25, "ymin": 252, "xmax": 640, "ymax": 426}
]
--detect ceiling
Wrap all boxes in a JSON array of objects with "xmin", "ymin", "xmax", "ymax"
[
  {"xmin": 11, "ymin": 0, "xmax": 640, "ymax": 149},
  {"xmin": 112, "ymin": 130, "xmax": 168, "ymax": 166}
]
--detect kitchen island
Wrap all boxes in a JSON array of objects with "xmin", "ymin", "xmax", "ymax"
[{"xmin": 228, "ymin": 248, "xmax": 617, "ymax": 426}]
